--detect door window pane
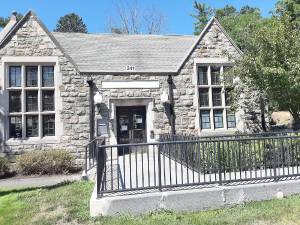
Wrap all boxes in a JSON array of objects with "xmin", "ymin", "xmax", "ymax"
[
  {"xmin": 9, "ymin": 66, "xmax": 21, "ymax": 87},
  {"xmin": 9, "ymin": 116, "xmax": 22, "ymax": 138},
  {"xmin": 26, "ymin": 91, "xmax": 38, "ymax": 112},
  {"xmin": 9, "ymin": 91, "xmax": 21, "ymax": 112},
  {"xmin": 42, "ymin": 91, "xmax": 54, "ymax": 111},
  {"xmin": 199, "ymin": 88, "xmax": 209, "ymax": 107},
  {"xmin": 211, "ymin": 67, "xmax": 221, "ymax": 85},
  {"xmin": 43, "ymin": 115, "xmax": 55, "ymax": 136},
  {"xmin": 26, "ymin": 115, "xmax": 39, "ymax": 137},
  {"xmin": 214, "ymin": 110, "xmax": 224, "ymax": 128},
  {"xmin": 26, "ymin": 66, "xmax": 38, "ymax": 87},
  {"xmin": 198, "ymin": 67, "xmax": 208, "ymax": 85},
  {"xmin": 200, "ymin": 110, "xmax": 211, "ymax": 129},
  {"xmin": 227, "ymin": 111, "xmax": 236, "ymax": 128},
  {"xmin": 212, "ymin": 88, "xmax": 222, "ymax": 106},
  {"xmin": 42, "ymin": 66, "xmax": 54, "ymax": 87}
]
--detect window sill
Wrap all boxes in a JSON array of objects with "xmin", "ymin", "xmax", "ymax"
[
  {"xmin": 199, "ymin": 128, "xmax": 238, "ymax": 136},
  {"xmin": 6, "ymin": 136, "xmax": 60, "ymax": 145}
]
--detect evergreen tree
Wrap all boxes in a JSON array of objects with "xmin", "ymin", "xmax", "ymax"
[{"xmin": 54, "ymin": 13, "xmax": 88, "ymax": 33}]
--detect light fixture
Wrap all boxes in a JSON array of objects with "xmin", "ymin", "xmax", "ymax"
[
  {"xmin": 160, "ymin": 91, "xmax": 169, "ymax": 104},
  {"xmin": 94, "ymin": 92, "xmax": 103, "ymax": 113}
]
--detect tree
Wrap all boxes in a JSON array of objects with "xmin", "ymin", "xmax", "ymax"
[
  {"xmin": 54, "ymin": 13, "xmax": 88, "ymax": 33},
  {"xmin": 191, "ymin": 2, "xmax": 264, "ymax": 50},
  {"xmin": 215, "ymin": 5, "xmax": 236, "ymax": 20},
  {"xmin": 240, "ymin": 5, "xmax": 260, "ymax": 15},
  {"xmin": 218, "ymin": 10, "xmax": 265, "ymax": 51},
  {"xmin": 107, "ymin": 0, "xmax": 165, "ymax": 34},
  {"xmin": 191, "ymin": 1, "xmax": 213, "ymax": 35},
  {"xmin": 230, "ymin": 15, "xmax": 300, "ymax": 128},
  {"xmin": 275, "ymin": 0, "xmax": 300, "ymax": 23},
  {"xmin": 0, "ymin": 13, "xmax": 23, "ymax": 28}
]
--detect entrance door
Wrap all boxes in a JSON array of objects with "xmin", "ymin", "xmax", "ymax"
[{"xmin": 116, "ymin": 106, "xmax": 147, "ymax": 145}]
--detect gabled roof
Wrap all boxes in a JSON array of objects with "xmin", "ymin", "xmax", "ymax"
[
  {"xmin": 53, "ymin": 32, "xmax": 197, "ymax": 74},
  {"xmin": 0, "ymin": 11, "xmax": 242, "ymax": 74},
  {"xmin": 0, "ymin": 11, "xmax": 79, "ymax": 73}
]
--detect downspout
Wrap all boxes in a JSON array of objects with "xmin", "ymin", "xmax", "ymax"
[
  {"xmin": 168, "ymin": 75, "xmax": 176, "ymax": 135},
  {"xmin": 87, "ymin": 79, "xmax": 95, "ymax": 142}
]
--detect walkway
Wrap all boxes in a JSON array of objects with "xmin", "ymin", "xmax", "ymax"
[{"xmin": 0, "ymin": 173, "xmax": 81, "ymax": 189}]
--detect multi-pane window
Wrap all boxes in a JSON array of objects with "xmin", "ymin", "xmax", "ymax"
[
  {"xmin": 214, "ymin": 110, "xmax": 224, "ymax": 128},
  {"xmin": 211, "ymin": 66, "xmax": 221, "ymax": 85},
  {"xmin": 198, "ymin": 67, "xmax": 208, "ymax": 85},
  {"xmin": 200, "ymin": 110, "xmax": 211, "ymax": 129},
  {"xmin": 9, "ymin": 66, "xmax": 21, "ymax": 87},
  {"xmin": 7, "ymin": 65, "xmax": 56, "ymax": 139},
  {"xmin": 9, "ymin": 116, "xmax": 22, "ymax": 138},
  {"xmin": 212, "ymin": 88, "xmax": 222, "ymax": 106},
  {"xmin": 197, "ymin": 65, "xmax": 236, "ymax": 130},
  {"xmin": 42, "ymin": 91, "xmax": 54, "ymax": 111},
  {"xmin": 199, "ymin": 88, "xmax": 209, "ymax": 107},
  {"xmin": 26, "ymin": 115, "xmax": 39, "ymax": 137},
  {"xmin": 9, "ymin": 91, "xmax": 21, "ymax": 112},
  {"xmin": 26, "ymin": 91, "xmax": 38, "ymax": 112},
  {"xmin": 26, "ymin": 66, "xmax": 38, "ymax": 87},
  {"xmin": 42, "ymin": 66, "xmax": 54, "ymax": 87},
  {"xmin": 43, "ymin": 115, "xmax": 55, "ymax": 136},
  {"xmin": 226, "ymin": 110, "xmax": 236, "ymax": 128}
]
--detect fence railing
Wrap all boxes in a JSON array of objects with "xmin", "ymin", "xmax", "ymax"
[
  {"xmin": 84, "ymin": 137, "xmax": 105, "ymax": 174},
  {"xmin": 96, "ymin": 134, "xmax": 300, "ymax": 197},
  {"xmin": 160, "ymin": 130, "xmax": 300, "ymax": 142}
]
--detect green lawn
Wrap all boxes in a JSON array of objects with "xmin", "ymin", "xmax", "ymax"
[{"xmin": 1, "ymin": 181, "xmax": 300, "ymax": 225}]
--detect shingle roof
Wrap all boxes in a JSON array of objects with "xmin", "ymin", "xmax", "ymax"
[{"xmin": 52, "ymin": 32, "xmax": 198, "ymax": 73}]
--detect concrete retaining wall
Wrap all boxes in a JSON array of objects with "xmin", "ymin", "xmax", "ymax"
[{"xmin": 90, "ymin": 179, "xmax": 300, "ymax": 217}]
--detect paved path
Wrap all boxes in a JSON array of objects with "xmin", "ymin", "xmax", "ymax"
[{"xmin": 0, "ymin": 173, "xmax": 81, "ymax": 189}]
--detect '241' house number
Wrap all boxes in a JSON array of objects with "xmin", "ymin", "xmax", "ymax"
[{"xmin": 126, "ymin": 65, "xmax": 135, "ymax": 71}]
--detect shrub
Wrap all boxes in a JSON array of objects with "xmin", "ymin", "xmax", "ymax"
[
  {"xmin": 16, "ymin": 149, "xmax": 75, "ymax": 175},
  {"xmin": 0, "ymin": 157, "xmax": 10, "ymax": 177}
]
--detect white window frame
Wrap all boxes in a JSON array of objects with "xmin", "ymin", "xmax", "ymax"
[
  {"xmin": 0, "ymin": 56, "xmax": 62, "ymax": 144},
  {"xmin": 194, "ymin": 58, "xmax": 237, "ymax": 134}
]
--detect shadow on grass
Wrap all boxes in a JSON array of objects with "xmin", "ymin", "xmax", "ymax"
[{"xmin": 0, "ymin": 180, "xmax": 75, "ymax": 197}]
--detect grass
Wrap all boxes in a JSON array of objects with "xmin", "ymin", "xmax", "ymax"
[{"xmin": 1, "ymin": 181, "xmax": 300, "ymax": 225}]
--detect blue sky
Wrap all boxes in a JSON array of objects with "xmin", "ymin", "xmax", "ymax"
[{"xmin": 1, "ymin": 0, "xmax": 277, "ymax": 34}]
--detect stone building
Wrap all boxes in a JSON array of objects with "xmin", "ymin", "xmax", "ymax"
[{"xmin": 0, "ymin": 11, "xmax": 265, "ymax": 163}]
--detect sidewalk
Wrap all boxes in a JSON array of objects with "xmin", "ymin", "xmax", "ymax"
[{"xmin": 0, "ymin": 173, "xmax": 82, "ymax": 189}]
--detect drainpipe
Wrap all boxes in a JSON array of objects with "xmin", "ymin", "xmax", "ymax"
[
  {"xmin": 87, "ymin": 79, "xmax": 95, "ymax": 143},
  {"xmin": 168, "ymin": 75, "xmax": 176, "ymax": 135}
]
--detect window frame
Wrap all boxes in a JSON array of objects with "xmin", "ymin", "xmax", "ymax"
[
  {"xmin": 197, "ymin": 64, "xmax": 237, "ymax": 132},
  {"xmin": 6, "ymin": 63, "xmax": 56, "ymax": 140}
]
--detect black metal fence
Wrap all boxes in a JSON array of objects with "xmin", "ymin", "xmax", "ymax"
[{"xmin": 96, "ymin": 133, "xmax": 300, "ymax": 197}]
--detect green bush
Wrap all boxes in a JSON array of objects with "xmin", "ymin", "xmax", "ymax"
[
  {"xmin": 16, "ymin": 149, "xmax": 75, "ymax": 175},
  {"xmin": 0, "ymin": 157, "xmax": 10, "ymax": 177}
]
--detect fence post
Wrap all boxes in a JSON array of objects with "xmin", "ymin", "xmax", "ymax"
[
  {"xmin": 272, "ymin": 138, "xmax": 278, "ymax": 181},
  {"xmin": 84, "ymin": 145, "xmax": 88, "ymax": 174},
  {"xmin": 217, "ymin": 142, "xmax": 223, "ymax": 185},
  {"xmin": 96, "ymin": 145, "xmax": 101, "ymax": 197},
  {"xmin": 158, "ymin": 144, "xmax": 162, "ymax": 191}
]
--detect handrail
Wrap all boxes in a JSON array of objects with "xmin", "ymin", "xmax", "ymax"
[
  {"xmin": 84, "ymin": 137, "xmax": 105, "ymax": 174},
  {"xmin": 98, "ymin": 135, "xmax": 300, "ymax": 149}
]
